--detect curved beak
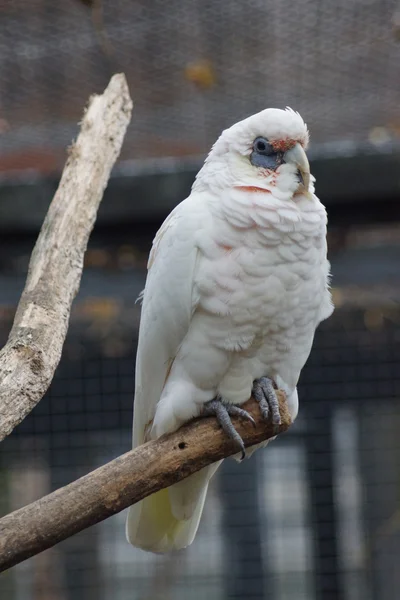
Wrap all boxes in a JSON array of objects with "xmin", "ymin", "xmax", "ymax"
[{"xmin": 283, "ymin": 143, "xmax": 310, "ymax": 192}]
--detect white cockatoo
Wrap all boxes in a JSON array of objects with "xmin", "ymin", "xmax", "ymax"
[{"xmin": 126, "ymin": 107, "xmax": 333, "ymax": 553}]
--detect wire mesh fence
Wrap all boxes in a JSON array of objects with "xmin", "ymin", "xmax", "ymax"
[
  {"xmin": 0, "ymin": 256, "xmax": 399, "ymax": 599},
  {"xmin": 0, "ymin": 0, "xmax": 399, "ymax": 174},
  {"xmin": 0, "ymin": 1, "xmax": 399, "ymax": 598}
]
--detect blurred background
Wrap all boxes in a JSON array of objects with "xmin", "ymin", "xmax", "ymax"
[{"xmin": 0, "ymin": 1, "xmax": 400, "ymax": 599}]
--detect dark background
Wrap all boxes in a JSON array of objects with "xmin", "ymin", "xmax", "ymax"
[{"xmin": 0, "ymin": 1, "xmax": 400, "ymax": 599}]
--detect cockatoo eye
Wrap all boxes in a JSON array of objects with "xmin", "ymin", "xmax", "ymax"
[
  {"xmin": 253, "ymin": 137, "xmax": 274, "ymax": 155},
  {"xmin": 250, "ymin": 136, "xmax": 282, "ymax": 169}
]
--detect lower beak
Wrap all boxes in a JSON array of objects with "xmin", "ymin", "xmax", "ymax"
[{"xmin": 283, "ymin": 143, "xmax": 310, "ymax": 192}]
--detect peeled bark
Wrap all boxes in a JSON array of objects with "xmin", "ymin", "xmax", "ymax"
[{"xmin": 0, "ymin": 74, "xmax": 133, "ymax": 442}]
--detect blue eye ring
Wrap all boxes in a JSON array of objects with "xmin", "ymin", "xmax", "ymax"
[
  {"xmin": 253, "ymin": 137, "xmax": 274, "ymax": 156},
  {"xmin": 250, "ymin": 137, "xmax": 283, "ymax": 169}
]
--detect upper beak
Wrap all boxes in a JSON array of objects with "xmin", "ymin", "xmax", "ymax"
[{"xmin": 283, "ymin": 143, "xmax": 310, "ymax": 192}]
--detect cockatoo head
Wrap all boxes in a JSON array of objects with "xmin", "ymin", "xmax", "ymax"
[{"xmin": 196, "ymin": 108, "xmax": 311, "ymax": 199}]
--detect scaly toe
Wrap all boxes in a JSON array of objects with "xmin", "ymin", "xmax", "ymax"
[
  {"xmin": 252, "ymin": 376, "xmax": 282, "ymax": 431},
  {"xmin": 203, "ymin": 397, "xmax": 251, "ymax": 459},
  {"xmin": 225, "ymin": 404, "xmax": 256, "ymax": 428}
]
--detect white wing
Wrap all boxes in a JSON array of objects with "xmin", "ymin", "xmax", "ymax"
[
  {"xmin": 132, "ymin": 193, "xmax": 206, "ymax": 447},
  {"xmin": 128, "ymin": 192, "xmax": 223, "ymax": 552}
]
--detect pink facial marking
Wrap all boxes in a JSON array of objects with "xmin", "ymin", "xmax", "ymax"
[
  {"xmin": 235, "ymin": 185, "xmax": 271, "ymax": 193},
  {"xmin": 270, "ymin": 138, "xmax": 297, "ymax": 152}
]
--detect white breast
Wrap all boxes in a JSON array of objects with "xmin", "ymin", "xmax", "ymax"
[{"xmin": 194, "ymin": 188, "xmax": 333, "ymax": 395}]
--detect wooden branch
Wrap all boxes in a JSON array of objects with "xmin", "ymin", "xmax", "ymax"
[
  {"xmin": 0, "ymin": 74, "xmax": 133, "ymax": 442},
  {"xmin": 0, "ymin": 393, "xmax": 291, "ymax": 572}
]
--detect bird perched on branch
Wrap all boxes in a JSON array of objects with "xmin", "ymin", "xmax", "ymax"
[{"xmin": 126, "ymin": 108, "xmax": 333, "ymax": 552}]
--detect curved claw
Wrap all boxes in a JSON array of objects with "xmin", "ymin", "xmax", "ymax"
[
  {"xmin": 203, "ymin": 398, "xmax": 254, "ymax": 459},
  {"xmin": 226, "ymin": 404, "xmax": 256, "ymax": 428},
  {"xmin": 252, "ymin": 376, "xmax": 282, "ymax": 433}
]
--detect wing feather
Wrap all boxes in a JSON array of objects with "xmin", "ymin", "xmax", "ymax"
[{"xmin": 132, "ymin": 194, "xmax": 205, "ymax": 447}]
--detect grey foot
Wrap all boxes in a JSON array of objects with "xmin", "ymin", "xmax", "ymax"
[
  {"xmin": 252, "ymin": 376, "xmax": 281, "ymax": 432},
  {"xmin": 203, "ymin": 397, "xmax": 255, "ymax": 460}
]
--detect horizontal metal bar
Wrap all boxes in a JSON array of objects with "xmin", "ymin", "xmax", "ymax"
[{"xmin": 0, "ymin": 149, "xmax": 399, "ymax": 233}]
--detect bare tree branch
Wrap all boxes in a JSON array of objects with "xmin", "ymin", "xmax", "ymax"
[
  {"xmin": 0, "ymin": 73, "xmax": 133, "ymax": 442},
  {"xmin": 0, "ymin": 392, "xmax": 291, "ymax": 572}
]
